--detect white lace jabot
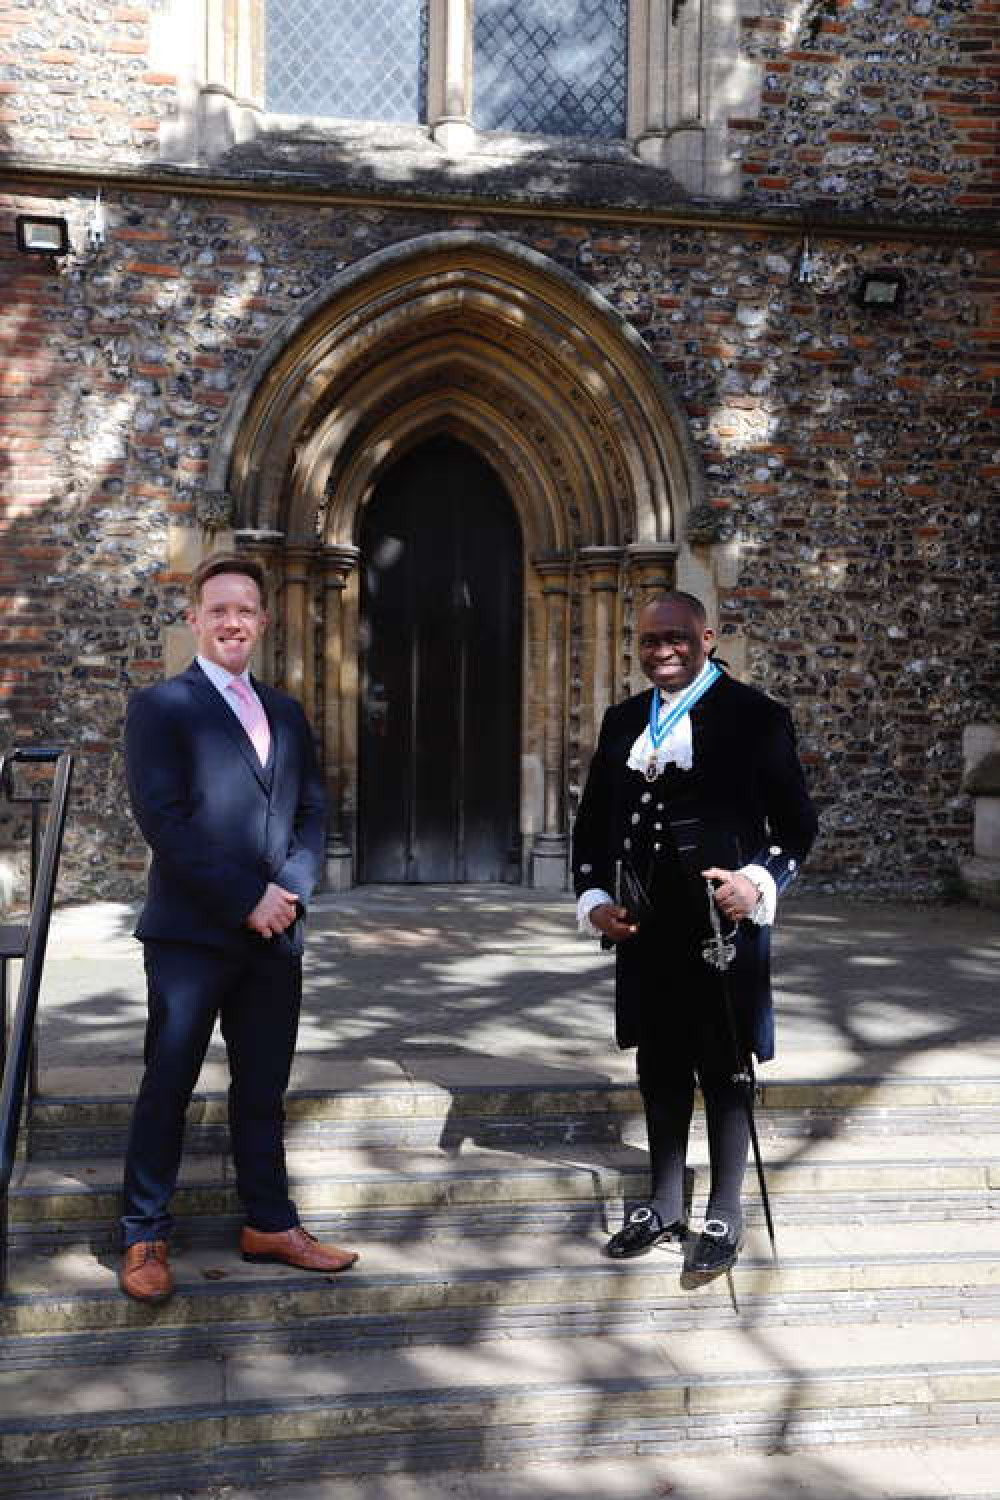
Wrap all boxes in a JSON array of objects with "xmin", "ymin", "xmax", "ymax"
[{"xmin": 625, "ymin": 658, "xmax": 719, "ymax": 778}]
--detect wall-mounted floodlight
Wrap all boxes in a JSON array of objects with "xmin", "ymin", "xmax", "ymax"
[
  {"xmin": 15, "ymin": 215, "xmax": 70, "ymax": 256},
  {"xmin": 857, "ymin": 269, "xmax": 906, "ymax": 313}
]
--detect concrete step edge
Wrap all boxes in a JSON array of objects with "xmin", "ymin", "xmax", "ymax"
[
  {"xmin": 4, "ymin": 1243, "xmax": 1000, "ymax": 1341},
  {"xmin": 29, "ymin": 1075, "xmax": 1000, "ymax": 1125},
  {"xmin": 8, "ymin": 1239, "xmax": 1000, "ymax": 1304},
  {"xmin": 6, "ymin": 1423, "xmax": 1000, "ymax": 1500},
  {"xmin": 16, "ymin": 1135, "xmax": 1000, "ymax": 1187},
  {"xmin": 10, "ymin": 1155, "xmax": 999, "ymax": 1224},
  {"xmin": 3, "ymin": 1354, "xmax": 1000, "ymax": 1457},
  {"xmin": 24, "ymin": 1108, "xmax": 1000, "ymax": 1162},
  {"xmin": 12, "ymin": 1192, "xmax": 996, "ymax": 1258},
  {"xmin": 31, "ymin": 1439, "xmax": 1000, "ymax": 1500}
]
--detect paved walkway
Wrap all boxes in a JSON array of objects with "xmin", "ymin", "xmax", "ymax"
[{"xmin": 33, "ymin": 885, "xmax": 1000, "ymax": 1098}]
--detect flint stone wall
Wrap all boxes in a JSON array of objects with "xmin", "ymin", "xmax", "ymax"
[
  {"xmin": 0, "ymin": 185, "xmax": 996, "ymax": 901},
  {"xmin": 1, "ymin": 0, "xmax": 997, "ymax": 220},
  {"xmin": 0, "ymin": 0, "xmax": 997, "ymax": 901}
]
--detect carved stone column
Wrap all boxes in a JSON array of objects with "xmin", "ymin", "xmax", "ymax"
[
  {"xmin": 531, "ymin": 557, "xmax": 571, "ymax": 889},
  {"xmin": 233, "ymin": 528, "xmax": 284, "ymax": 683},
  {"xmin": 428, "ymin": 0, "xmax": 474, "ymax": 153},
  {"xmin": 282, "ymin": 541, "xmax": 316, "ymax": 721},
  {"xmin": 578, "ymin": 547, "xmax": 623, "ymax": 761},
  {"xmin": 321, "ymin": 545, "xmax": 361, "ymax": 891},
  {"xmin": 626, "ymin": 542, "xmax": 678, "ymax": 600}
]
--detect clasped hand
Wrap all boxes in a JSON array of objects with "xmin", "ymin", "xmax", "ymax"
[
  {"xmin": 245, "ymin": 882, "xmax": 299, "ymax": 939},
  {"xmin": 590, "ymin": 866, "xmax": 758, "ymax": 944}
]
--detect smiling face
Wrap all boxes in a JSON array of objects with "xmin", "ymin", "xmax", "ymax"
[
  {"xmin": 187, "ymin": 570, "xmax": 268, "ymax": 677},
  {"xmin": 637, "ymin": 596, "xmax": 715, "ymax": 694}
]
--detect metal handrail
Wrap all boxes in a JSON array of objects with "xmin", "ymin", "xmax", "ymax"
[{"xmin": 0, "ymin": 747, "xmax": 74, "ymax": 1297}]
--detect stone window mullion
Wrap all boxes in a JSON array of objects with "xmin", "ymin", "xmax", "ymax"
[
  {"xmin": 247, "ymin": 0, "xmax": 266, "ymax": 104},
  {"xmin": 202, "ymin": 0, "xmax": 256, "ymax": 102},
  {"xmin": 631, "ymin": 0, "xmax": 707, "ymax": 185},
  {"xmin": 427, "ymin": 0, "xmax": 473, "ymax": 151},
  {"xmin": 628, "ymin": 0, "xmax": 667, "ymax": 141}
]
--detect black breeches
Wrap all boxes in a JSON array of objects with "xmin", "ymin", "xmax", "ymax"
[{"xmin": 636, "ymin": 1038, "xmax": 750, "ymax": 1230}]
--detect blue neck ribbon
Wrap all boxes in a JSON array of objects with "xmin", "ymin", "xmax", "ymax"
[{"xmin": 648, "ymin": 660, "xmax": 722, "ymax": 751}]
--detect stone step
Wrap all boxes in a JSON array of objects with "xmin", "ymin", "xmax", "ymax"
[
  {"xmin": 14, "ymin": 1189, "xmax": 998, "ymax": 1258},
  {"xmin": 63, "ymin": 1440, "xmax": 1000, "ymax": 1500},
  {"xmin": 23, "ymin": 1073, "xmax": 1000, "ymax": 1158},
  {"xmin": 2, "ymin": 1319, "xmax": 998, "ymax": 1497},
  {"xmin": 10, "ymin": 1133, "xmax": 999, "ymax": 1219},
  {"xmin": 3, "ymin": 1221, "xmax": 1000, "ymax": 1355}
]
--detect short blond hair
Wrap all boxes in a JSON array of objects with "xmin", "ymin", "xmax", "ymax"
[{"xmin": 189, "ymin": 552, "xmax": 268, "ymax": 610}]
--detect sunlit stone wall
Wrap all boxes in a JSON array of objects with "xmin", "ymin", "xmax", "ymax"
[{"xmin": 0, "ymin": 0, "xmax": 997, "ymax": 901}]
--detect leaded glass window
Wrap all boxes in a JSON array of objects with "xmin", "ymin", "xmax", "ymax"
[
  {"xmin": 265, "ymin": 0, "xmax": 428, "ymax": 123},
  {"xmin": 473, "ymin": 0, "xmax": 627, "ymax": 138}
]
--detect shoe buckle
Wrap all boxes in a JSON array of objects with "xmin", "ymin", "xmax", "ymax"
[
  {"xmin": 628, "ymin": 1206, "xmax": 654, "ymax": 1225},
  {"xmin": 703, "ymin": 1219, "xmax": 730, "ymax": 1239}
]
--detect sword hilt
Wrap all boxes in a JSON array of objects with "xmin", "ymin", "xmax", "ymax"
[{"xmin": 702, "ymin": 878, "xmax": 737, "ymax": 971}]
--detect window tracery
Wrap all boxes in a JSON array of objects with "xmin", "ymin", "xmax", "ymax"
[{"xmin": 171, "ymin": 0, "xmax": 757, "ymax": 197}]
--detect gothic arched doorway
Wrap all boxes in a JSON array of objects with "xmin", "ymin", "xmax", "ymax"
[
  {"xmin": 220, "ymin": 232, "xmax": 709, "ymax": 889},
  {"xmin": 357, "ymin": 435, "xmax": 522, "ymax": 883}
]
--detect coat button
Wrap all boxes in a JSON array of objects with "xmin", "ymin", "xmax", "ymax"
[
  {"xmin": 631, "ymin": 812, "xmax": 641, "ymax": 825},
  {"xmin": 653, "ymin": 842, "xmax": 662, "ymax": 852},
  {"xmin": 623, "ymin": 838, "xmax": 632, "ymax": 850},
  {"xmin": 641, "ymin": 792, "xmax": 652, "ymax": 804}
]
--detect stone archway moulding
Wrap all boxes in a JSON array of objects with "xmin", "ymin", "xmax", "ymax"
[{"xmin": 211, "ymin": 231, "xmax": 708, "ymax": 889}]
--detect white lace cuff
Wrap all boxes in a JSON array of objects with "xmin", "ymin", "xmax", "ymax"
[
  {"xmin": 576, "ymin": 887, "xmax": 613, "ymax": 938},
  {"xmin": 738, "ymin": 863, "xmax": 777, "ymax": 926}
]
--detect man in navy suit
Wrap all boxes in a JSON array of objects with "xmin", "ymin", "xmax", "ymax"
[
  {"xmin": 119, "ymin": 552, "xmax": 358, "ymax": 1302},
  {"xmin": 573, "ymin": 591, "xmax": 817, "ymax": 1274}
]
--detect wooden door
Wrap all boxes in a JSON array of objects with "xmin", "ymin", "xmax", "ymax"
[{"xmin": 358, "ymin": 436, "xmax": 522, "ymax": 882}]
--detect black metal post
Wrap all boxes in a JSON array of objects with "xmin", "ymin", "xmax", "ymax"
[
  {"xmin": 0, "ymin": 952, "xmax": 6, "ymax": 1297},
  {"xmin": 28, "ymin": 793, "xmax": 42, "ymax": 1115},
  {"xmin": 0, "ymin": 748, "xmax": 74, "ymax": 1300}
]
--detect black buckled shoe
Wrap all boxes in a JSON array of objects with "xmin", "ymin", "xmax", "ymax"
[
  {"xmin": 687, "ymin": 1218, "xmax": 742, "ymax": 1274},
  {"xmin": 605, "ymin": 1206, "xmax": 687, "ymax": 1259}
]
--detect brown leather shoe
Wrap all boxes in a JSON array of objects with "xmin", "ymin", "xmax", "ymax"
[
  {"xmin": 120, "ymin": 1240, "xmax": 174, "ymax": 1303},
  {"xmin": 240, "ymin": 1224, "xmax": 358, "ymax": 1273}
]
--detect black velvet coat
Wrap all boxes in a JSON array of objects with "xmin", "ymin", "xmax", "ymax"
[{"xmin": 572, "ymin": 671, "xmax": 818, "ymax": 1062}]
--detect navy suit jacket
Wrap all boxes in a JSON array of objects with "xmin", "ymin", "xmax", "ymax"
[
  {"xmin": 124, "ymin": 661, "xmax": 327, "ymax": 956},
  {"xmin": 572, "ymin": 671, "xmax": 818, "ymax": 1061}
]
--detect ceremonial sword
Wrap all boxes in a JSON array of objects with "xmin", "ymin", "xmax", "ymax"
[{"xmin": 701, "ymin": 878, "xmax": 778, "ymax": 1261}]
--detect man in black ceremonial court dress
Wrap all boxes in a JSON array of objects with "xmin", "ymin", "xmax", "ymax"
[{"xmin": 573, "ymin": 591, "xmax": 818, "ymax": 1273}]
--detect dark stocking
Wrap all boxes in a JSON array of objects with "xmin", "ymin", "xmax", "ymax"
[
  {"xmin": 700, "ymin": 1070, "xmax": 750, "ymax": 1234},
  {"xmin": 636, "ymin": 1042, "xmax": 696, "ymax": 1227}
]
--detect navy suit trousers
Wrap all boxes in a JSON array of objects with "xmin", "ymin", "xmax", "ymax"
[{"xmin": 121, "ymin": 938, "xmax": 301, "ymax": 1246}]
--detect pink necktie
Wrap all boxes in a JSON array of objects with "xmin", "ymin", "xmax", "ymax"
[{"xmin": 227, "ymin": 678, "xmax": 271, "ymax": 764}]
